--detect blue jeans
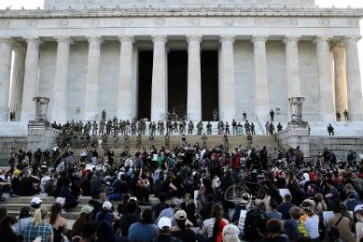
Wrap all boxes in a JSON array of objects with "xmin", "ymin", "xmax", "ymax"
[{"xmin": 107, "ymin": 193, "xmax": 123, "ymax": 201}]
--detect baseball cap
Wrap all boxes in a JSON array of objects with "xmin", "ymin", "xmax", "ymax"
[
  {"xmin": 102, "ymin": 201, "xmax": 112, "ymax": 210},
  {"xmin": 31, "ymin": 197, "xmax": 42, "ymax": 207},
  {"xmin": 158, "ymin": 217, "xmax": 171, "ymax": 230},
  {"xmin": 354, "ymin": 204, "xmax": 363, "ymax": 212},
  {"xmin": 81, "ymin": 205, "xmax": 94, "ymax": 215},
  {"xmin": 128, "ymin": 196, "xmax": 138, "ymax": 202},
  {"xmin": 174, "ymin": 210, "xmax": 187, "ymax": 220}
]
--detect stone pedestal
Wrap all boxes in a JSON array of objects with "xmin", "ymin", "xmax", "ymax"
[
  {"xmin": 288, "ymin": 96, "xmax": 305, "ymax": 123},
  {"xmin": 277, "ymin": 123, "xmax": 311, "ymax": 158},
  {"xmin": 27, "ymin": 96, "xmax": 60, "ymax": 152},
  {"xmin": 27, "ymin": 123, "xmax": 61, "ymax": 152},
  {"xmin": 32, "ymin": 97, "xmax": 50, "ymax": 123}
]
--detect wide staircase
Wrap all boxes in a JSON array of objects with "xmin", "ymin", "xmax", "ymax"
[
  {"xmin": 1, "ymin": 133, "xmax": 281, "ymax": 229},
  {"xmin": 69, "ymin": 134, "xmax": 282, "ymax": 155}
]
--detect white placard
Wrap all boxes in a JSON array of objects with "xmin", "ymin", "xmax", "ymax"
[
  {"xmin": 323, "ymin": 211, "xmax": 353, "ymax": 224},
  {"xmin": 238, "ymin": 210, "xmax": 247, "ymax": 231},
  {"xmin": 323, "ymin": 211, "xmax": 334, "ymax": 224},
  {"xmin": 85, "ymin": 164, "xmax": 95, "ymax": 171},
  {"xmin": 194, "ymin": 190, "xmax": 198, "ymax": 207},
  {"xmin": 279, "ymin": 189, "xmax": 291, "ymax": 197}
]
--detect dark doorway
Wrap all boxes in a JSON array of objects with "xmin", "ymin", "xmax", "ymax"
[
  {"xmin": 168, "ymin": 51, "xmax": 188, "ymax": 119},
  {"xmin": 137, "ymin": 51, "xmax": 153, "ymax": 119},
  {"xmin": 201, "ymin": 51, "xmax": 219, "ymax": 120}
]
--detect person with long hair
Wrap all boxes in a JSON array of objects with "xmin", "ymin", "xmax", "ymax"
[
  {"xmin": 327, "ymin": 201, "xmax": 354, "ymax": 242},
  {"xmin": 22, "ymin": 208, "xmax": 53, "ymax": 242},
  {"xmin": 72, "ymin": 205, "xmax": 94, "ymax": 238},
  {"xmin": 14, "ymin": 206, "xmax": 33, "ymax": 236},
  {"xmin": 72, "ymin": 222, "xmax": 96, "ymax": 242},
  {"xmin": 0, "ymin": 215, "xmax": 21, "ymax": 242},
  {"xmin": 199, "ymin": 203, "xmax": 228, "ymax": 242},
  {"xmin": 48, "ymin": 203, "xmax": 68, "ymax": 239}
]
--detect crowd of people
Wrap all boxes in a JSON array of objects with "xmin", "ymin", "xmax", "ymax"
[{"xmin": 0, "ymin": 134, "xmax": 363, "ymax": 242}]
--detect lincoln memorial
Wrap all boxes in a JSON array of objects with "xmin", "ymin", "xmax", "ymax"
[{"xmin": 0, "ymin": 0, "xmax": 363, "ymax": 125}]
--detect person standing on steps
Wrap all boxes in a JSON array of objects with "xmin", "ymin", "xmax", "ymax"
[
  {"xmin": 270, "ymin": 109, "xmax": 275, "ymax": 121},
  {"xmin": 327, "ymin": 124, "xmax": 334, "ymax": 136}
]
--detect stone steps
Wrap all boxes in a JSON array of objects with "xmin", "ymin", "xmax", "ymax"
[
  {"xmin": 4, "ymin": 196, "xmax": 91, "ymax": 204},
  {"xmin": 71, "ymin": 134, "xmax": 281, "ymax": 155},
  {"xmin": 1, "ymin": 195, "xmax": 155, "ymax": 221}
]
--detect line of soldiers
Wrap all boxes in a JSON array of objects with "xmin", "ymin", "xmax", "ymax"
[{"xmin": 53, "ymin": 118, "xmax": 264, "ymax": 137}]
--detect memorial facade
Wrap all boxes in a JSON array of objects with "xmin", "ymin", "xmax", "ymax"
[{"xmin": 0, "ymin": 0, "xmax": 363, "ymax": 124}]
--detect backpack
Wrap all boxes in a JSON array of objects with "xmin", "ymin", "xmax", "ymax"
[
  {"xmin": 297, "ymin": 221, "xmax": 309, "ymax": 237},
  {"xmin": 243, "ymin": 208, "xmax": 268, "ymax": 241}
]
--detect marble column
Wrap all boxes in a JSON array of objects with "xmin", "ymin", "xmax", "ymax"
[
  {"xmin": 219, "ymin": 36, "xmax": 236, "ymax": 122},
  {"xmin": 315, "ymin": 36, "xmax": 335, "ymax": 122},
  {"xmin": 10, "ymin": 45, "xmax": 26, "ymax": 121},
  {"xmin": 284, "ymin": 36, "xmax": 301, "ymax": 120},
  {"xmin": 21, "ymin": 38, "xmax": 42, "ymax": 122},
  {"xmin": 117, "ymin": 36, "xmax": 135, "ymax": 120},
  {"xmin": 187, "ymin": 35, "xmax": 202, "ymax": 121},
  {"xmin": 84, "ymin": 36, "xmax": 103, "ymax": 121},
  {"xmin": 151, "ymin": 36, "xmax": 167, "ymax": 121},
  {"xmin": 333, "ymin": 43, "xmax": 348, "ymax": 115},
  {"xmin": 51, "ymin": 37, "xmax": 72, "ymax": 123},
  {"xmin": 0, "ymin": 38, "xmax": 13, "ymax": 121},
  {"xmin": 252, "ymin": 36, "xmax": 269, "ymax": 121},
  {"xmin": 344, "ymin": 36, "xmax": 363, "ymax": 121}
]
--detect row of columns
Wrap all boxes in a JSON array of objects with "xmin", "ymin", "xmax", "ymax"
[{"xmin": 0, "ymin": 35, "xmax": 362, "ymax": 123}]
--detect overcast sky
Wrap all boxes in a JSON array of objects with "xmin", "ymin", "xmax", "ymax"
[{"xmin": 0, "ymin": 0, "xmax": 362, "ymax": 89}]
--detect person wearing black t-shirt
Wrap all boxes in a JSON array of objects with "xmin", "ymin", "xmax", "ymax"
[{"xmin": 171, "ymin": 210, "xmax": 196, "ymax": 242}]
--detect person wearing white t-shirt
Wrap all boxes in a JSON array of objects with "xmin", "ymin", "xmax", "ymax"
[{"xmin": 301, "ymin": 202, "xmax": 320, "ymax": 241}]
